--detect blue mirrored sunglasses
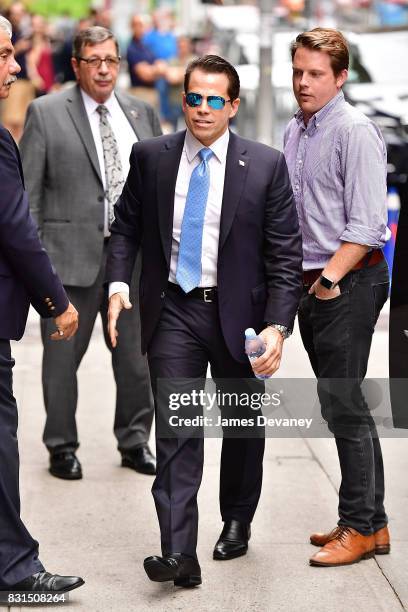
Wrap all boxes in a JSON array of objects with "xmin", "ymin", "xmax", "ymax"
[{"xmin": 185, "ymin": 92, "xmax": 231, "ymax": 110}]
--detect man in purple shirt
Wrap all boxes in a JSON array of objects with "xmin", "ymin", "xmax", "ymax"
[{"xmin": 284, "ymin": 28, "xmax": 390, "ymax": 567}]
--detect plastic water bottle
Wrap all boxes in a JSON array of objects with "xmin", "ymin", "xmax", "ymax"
[{"xmin": 245, "ymin": 328, "xmax": 271, "ymax": 380}]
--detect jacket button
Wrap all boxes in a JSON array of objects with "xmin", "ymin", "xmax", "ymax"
[
  {"xmin": 98, "ymin": 223, "xmax": 104, "ymax": 231},
  {"xmin": 160, "ymin": 291, "xmax": 165, "ymax": 299},
  {"xmin": 50, "ymin": 306, "xmax": 56, "ymax": 311},
  {"xmin": 97, "ymin": 196, "xmax": 104, "ymax": 202}
]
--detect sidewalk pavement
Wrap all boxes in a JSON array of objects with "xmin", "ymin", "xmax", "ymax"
[{"xmin": 6, "ymin": 307, "xmax": 407, "ymax": 612}]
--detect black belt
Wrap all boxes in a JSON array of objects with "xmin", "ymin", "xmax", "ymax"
[{"xmin": 167, "ymin": 282, "xmax": 217, "ymax": 303}]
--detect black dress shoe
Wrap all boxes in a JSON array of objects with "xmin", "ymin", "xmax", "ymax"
[
  {"xmin": 121, "ymin": 444, "xmax": 156, "ymax": 475},
  {"xmin": 49, "ymin": 451, "xmax": 82, "ymax": 480},
  {"xmin": 2, "ymin": 571, "xmax": 84, "ymax": 593},
  {"xmin": 213, "ymin": 520, "xmax": 251, "ymax": 560},
  {"xmin": 143, "ymin": 553, "xmax": 201, "ymax": 587}
]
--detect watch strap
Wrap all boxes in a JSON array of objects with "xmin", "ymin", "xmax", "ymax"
[
  {"xmin": 266, "ymin": 323, "xmax": 292, "ymax": 339},
  {"xmin": 319, "ymin": 275, "xmax": 337, "ymax": 290}
]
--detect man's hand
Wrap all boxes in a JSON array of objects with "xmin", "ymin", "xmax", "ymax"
[
  {"xmin": 52, "ymin": 302, "xmax": 78, "ymax": 340},
  {"xmin": 250, "ymin": 326, "xmax": 284, "ymax": 377},
  {"xmin": 309, "ymin": 279, "xmax": 341, "ymax": 300},
  {"xmin": 108, "ymin": 292, "xmax": 132, "ymax": 348}
]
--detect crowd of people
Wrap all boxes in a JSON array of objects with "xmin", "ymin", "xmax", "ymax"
[{"xmin": 0, "ymin": 3, "xmax": 196, "ymax": 140}]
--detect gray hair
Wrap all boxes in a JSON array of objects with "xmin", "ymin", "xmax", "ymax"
[
  {"xmin": 72, "ymin": 26, "xmax": 119, "ymax": 59},
  {"xmin": 0, "ymin": 16, "xmax": 12, "ymax": 38}
]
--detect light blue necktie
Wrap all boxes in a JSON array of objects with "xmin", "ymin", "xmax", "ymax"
[{"xmin": 176, "ymin": 147, "xmax": 214, "ymax": 293}]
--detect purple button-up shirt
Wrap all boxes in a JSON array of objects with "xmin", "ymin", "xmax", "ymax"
[{"xmin": 284, "ymin": 90, "xmax": 388, "ymax": 270}]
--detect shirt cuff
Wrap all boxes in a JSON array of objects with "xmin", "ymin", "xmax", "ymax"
[
  {"xmin": 339, "ymin": 223, "xmax": 388, "ymax": 248},
  {"xmin": 109, "ymin": 282, "xmax": 130, "ymax": 298}
]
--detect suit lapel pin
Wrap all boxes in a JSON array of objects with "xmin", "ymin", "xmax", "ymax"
[
  {"xmin": 130, "ymin": 110, "xmax": 139, "ymax": 119},
  {"xmin": 239, "ymin": 160, "xmax": 245, "ymax": 166}
]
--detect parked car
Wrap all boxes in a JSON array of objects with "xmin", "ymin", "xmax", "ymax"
[{"xmin": 344, "ymin": 29, "xmax": 408, "ymax": 198}]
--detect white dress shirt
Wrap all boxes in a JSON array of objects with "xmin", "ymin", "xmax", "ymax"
[
  {"xmin": 81, "ymin": 89, "xmax": 137, "ymax": 236},
  {"xmin": 109, "ymin": 128, "xmax": 229, "ymax": 298}
]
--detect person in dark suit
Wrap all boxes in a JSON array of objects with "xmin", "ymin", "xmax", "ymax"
[
  {"xmin": 106, "ymin": 55, "xmax": 303, "ymax": 586},
  {"xmin": 19, "ymin": 26, "xmax": 162, "ymax": 480},
  {"xmin": 0, "ymin": 15, "xmax": 84, "ymax": 594}
]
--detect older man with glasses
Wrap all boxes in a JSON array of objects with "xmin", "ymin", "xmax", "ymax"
[{"xmin": 19, "ymin": 26, "xmax": 162, "ymax": 481}]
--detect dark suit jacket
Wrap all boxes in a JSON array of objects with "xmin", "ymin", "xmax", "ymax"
[
  {"xmin": 106, "ymin": 129, "xmax": 303, "ymax": 363},
  {"xmin": 19, "ymin": 85, "xmax": 162, "ymax": 287},
  {"xmin": 0, "ymin": 126, "xmax": 68, "ymax": 340}
]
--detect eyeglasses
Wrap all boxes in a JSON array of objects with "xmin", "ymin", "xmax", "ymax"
[
  {"xmin": 185, "ymin": 92, "xmax": 231, "ymax": 110},
  {"xmin": 77, "ymin": 56, "xmax": 121, "ymax": 69}
]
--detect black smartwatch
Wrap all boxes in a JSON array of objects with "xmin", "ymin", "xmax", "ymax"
[{"xmin": 319, "ymin": 275, "xmax": 338, "ymax": 290}]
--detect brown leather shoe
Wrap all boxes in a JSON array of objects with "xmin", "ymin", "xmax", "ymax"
[
  {"xmin": 374, "ymin": 526, "xmax": 391, "ymax": 554},
  {"xmin": 310, "ymin": 525, "xmax": 390, "ymax": 554},
  {"xmin": 309, "ymin": 526, "xmax": 375, "ymax": 567}
]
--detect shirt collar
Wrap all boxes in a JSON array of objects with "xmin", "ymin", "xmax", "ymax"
[
  {"xmin": 295, "ymin": 89, "xmax": 345, "ymax": 130},
  {"xmin": 80, "ymin": 88, "xmax": 117, "ymax": 117},
  {"xmin": 184, "ymin": 128, "xmax": 229, "ymax": 164}
]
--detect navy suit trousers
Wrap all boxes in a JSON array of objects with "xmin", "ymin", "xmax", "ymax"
[
  {"xmin": 147, "ymin": 287, "xmax": 265, "ymax": 557},
  {"xmin": 0, "ymin": 340, "xmax": 44, "ymax": 587}
]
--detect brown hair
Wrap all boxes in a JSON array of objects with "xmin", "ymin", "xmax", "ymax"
[
  {"xmin": 291, "ymin": 28, "xmax": 349, "ymax": 75},
  {"xmin": 184, "ymin": 55, "xmax": 240, "ymax": 101},
  {"xmin": 72, "ymin": 26, "xmax": 119, "ymax": 60}
]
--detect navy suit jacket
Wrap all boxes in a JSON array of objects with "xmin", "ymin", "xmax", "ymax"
[
  {"xmin": 106, "ymin": 129, "xmax": 303, "ymax": 363},
  {"xmin": 0, "ymin": 126, "xmax": 68, "ymax": 340}
]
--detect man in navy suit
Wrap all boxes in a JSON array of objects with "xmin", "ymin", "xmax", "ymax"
[
  {"xmin": 106, "ymin": 55, "xmax": 303, "ymax": 586},
  {"xmin": 0, "ymin": 16, "xmax": 84, "ymax": 594}
]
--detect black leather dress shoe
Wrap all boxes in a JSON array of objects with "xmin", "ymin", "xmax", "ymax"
[
  {"xmin": 143, "ymin": 553, "xmax": 201, "ymax": 587},
  {"xmin": 49, "ymin": 452, "xmax": 82, "ymax": 480},
  {"xmin": 121, "ymin": 444, "xmax": 156, "ymax": 475},
  {"xmin": 2, "ymin": 571, "xmax": 84, "ymax": 593},
  {"xmin": 213, "ymin": 520, "xmax": 251, "ymax": 560}
]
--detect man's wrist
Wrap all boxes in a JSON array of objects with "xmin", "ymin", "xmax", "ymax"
[
  {"xmin": 266, "ymin": 323, "xmax": 292, "ymax": 340},
  {"xmin": 319, "ymin": 274, "xmax": 338, "ymax": 291}
]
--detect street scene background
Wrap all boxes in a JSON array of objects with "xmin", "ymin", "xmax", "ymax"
[{"xmin": 1, "ymin": 0, "xmax": 408, "ymax": 610}]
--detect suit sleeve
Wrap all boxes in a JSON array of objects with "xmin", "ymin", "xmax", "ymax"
[
  {"xmin": 263, "ymin": 151, "xmax": 303, "ymax": 329},
  {"xmin": 19, "ymin": 101, "xmax": 47, "ymax": 231},
  {"xmin": 0, "ymin": 128, "xmax": 68, "ymax": 317},
  {"xmin": 106, "ymin": 143, "xmax": 144, "ymax": 285}
]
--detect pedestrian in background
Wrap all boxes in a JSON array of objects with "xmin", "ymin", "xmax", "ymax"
[
  {"xmin": 26, "ymin": 14, "xmax": 55, "ymax": 96},
  {"xmin": 143, "ymin": 8, "xmax": 177, "ymax": 129},
  {"xmin": 165, "ymin": 35, "xmax": 196, "ymax": 130},
  {"xmin": 284, "ymin": 27, "xmax": 390, "ymax": 567},
  {"xmin": 20, "ymin": 26, "xmax": 161, "ymax": 481},
  {"xmin": 126, "ymin": 14, "xmax": 166, "ymax": 110}
]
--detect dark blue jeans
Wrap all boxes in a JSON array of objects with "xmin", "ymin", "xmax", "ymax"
[{"xmin": 298, "ymin": 260, "xmax": 389, "ymax": 535}]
